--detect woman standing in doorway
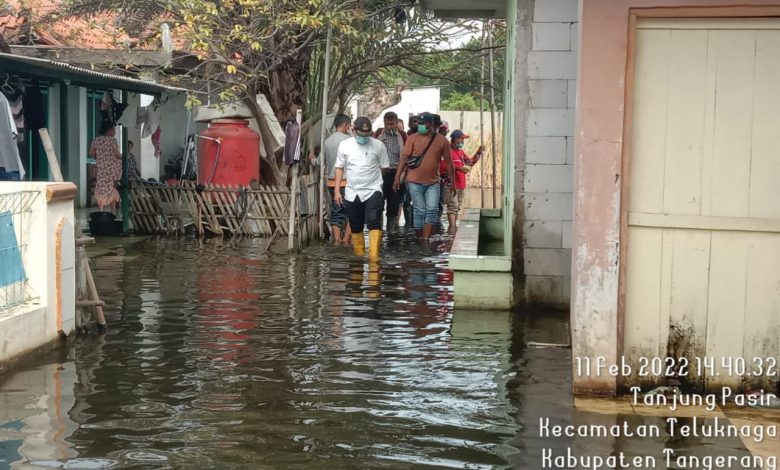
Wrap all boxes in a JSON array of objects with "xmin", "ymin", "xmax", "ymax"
[{"xmin": 90, "ymin": 121, "xmax": 122, "ymax": 212}]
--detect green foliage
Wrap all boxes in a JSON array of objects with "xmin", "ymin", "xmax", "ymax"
[{"xmin": 441, "ymin": 91, "xmax": 485, "ymax": 111}]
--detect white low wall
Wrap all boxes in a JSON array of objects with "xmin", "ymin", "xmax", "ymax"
[{"xmin": 0, "ymin": 182, "xmax": 77, "ymax": 370}]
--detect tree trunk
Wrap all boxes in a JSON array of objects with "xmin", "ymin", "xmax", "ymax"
[
  {"xmin": 243, "ymin": 94, "xmax": 286, "ymax": 186},
  {"xmin": 265, "ymin": 61, "xmax": 309, "ymax": 124}
]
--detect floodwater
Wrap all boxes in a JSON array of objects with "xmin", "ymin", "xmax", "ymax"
[
  {"xmin": 0, "ymin": 235, "xmax": 571, "ymax": 469},
  {"xmin": 1, "ymin": 235, "xmax": 769, "ymax": 469}
]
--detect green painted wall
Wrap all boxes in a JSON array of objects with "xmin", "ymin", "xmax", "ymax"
[{"xmin": 502, "ymin": 0, "xmax": 518, "ymax": 257}]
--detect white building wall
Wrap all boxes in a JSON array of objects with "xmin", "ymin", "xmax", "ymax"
[
  {"xmin": 522, "ymin": 0, "xmax": 577, "ymax": 306},
  {"xmin": 347, "ymin": 87, "xmax": 441, "ymax": 129},
  {"xmin": 0, "ymin": 182, "xmax": 77, "ymax": 369},
  {"xmin": 158, "ymin": 93, "xmax": 196, "ymax": 180}
]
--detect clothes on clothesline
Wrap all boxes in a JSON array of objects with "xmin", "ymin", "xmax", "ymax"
[
  {"xmin": 23, "ymin": 84, "xmax": 45, "ymax": 131},
  {"xmin": 283, "ymin": 119, "xmax": 301, "ymax": 166},
  {"xmin": 0, "ymin": 92, "xmax": 25, "ymax": 180},
  {"xmin": 141, "ymin": 98, "xmax": 161, "ymax": 138},
  {"xmin": 100, "ymin": 91, "xmax": 128, "ymax": 124},
  {"xmin": 151, "ymin": 127, "xmax": 162, "ymax": 159}
]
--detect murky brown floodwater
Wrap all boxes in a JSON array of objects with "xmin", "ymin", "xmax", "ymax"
[
  {"xmin": 0, "ymin": 235, "xmax": 572, "ymax": 469},
  {"xmin": 2, "ymin": 235, "xmax": 766, "ymax": 469}
]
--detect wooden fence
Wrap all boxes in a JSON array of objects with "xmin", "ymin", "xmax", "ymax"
[{"xmin": 129, "ymin": 174, "xmax": 320, "ymax": 244}]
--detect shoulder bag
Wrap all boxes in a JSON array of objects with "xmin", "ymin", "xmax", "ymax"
[{"xmin": 406, "ymin": 134, "xmax": 436, "ymax": 170}]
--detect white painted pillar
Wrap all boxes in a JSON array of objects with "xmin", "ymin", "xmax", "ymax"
[{"xmin": 47, "ymin": 84, "xmax": 61, "ymax": 181}]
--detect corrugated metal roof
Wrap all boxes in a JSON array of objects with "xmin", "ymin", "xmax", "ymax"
[
  {"xmin": 418, "ymin": 0, "xmax": 506, "ymax": 19},
  {"xmin": 0, "ymin": 52, "xmax": 193, "ymax": 95}
]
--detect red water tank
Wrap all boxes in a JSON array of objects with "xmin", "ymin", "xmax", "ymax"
[{"xmin": 198, "ymin": 119, "xmax": 261, "ymax": 186}]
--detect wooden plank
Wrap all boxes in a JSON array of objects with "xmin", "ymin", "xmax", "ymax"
[
  {"xmin": 213, "ymin": 185, "xmax": 234, "ymax": 233},
  {"xmin": 658, "ymin": 228, "xmax": 674, "ymax": 362},
  {"xmin": 149, "ymin": 186, "xmax": 166, "ymax": 234},
  {"xmin": 742, "ymin": 232, "xmax": 780, "ymax": 390},
  {"xmin": 705, "ymin": 231, "xmax": 748, "ymax": 390},
  {"xmin": 262, "ymin": 187, "xmax": 286, "ymax": 234},
  {"xmin": 667, "ymin": 229, "xmax": 711, "ymax": 389},
  {"xmin": 663, "ymin": 29, "xmax": 708, "ymax": 216},
  {"xmin": 707, "ymin": 29, "xmax": 756, "ymax": 218},
  {"xmin": 129, "ymin": 187, "xmax": 149, "ymax": 234},
  {"xmin": 38, "ymin": 129, "xmax": 65, "ymax": 182},
  {"xmin": 749, "ymin": 30, "xmax": 780, "ymax": 219},
  {"xmin": 267, "ymin": 185, "xmax": 289, "ymax": 235},
  {"xmin": 628, "ymin": 212, "xmax": 780, "ymax": 233},
  {"xmin": 195, "ymin": 187, "xmax": 219, "ymax": 236},
  {"xmin": 132, "ymin": 184, "xmax": 153, "ymax": 234},
  {"xmin": 638, "ymin": 17, "xmax": 780, "ymax": 30},
  {"xmin": 624, "ymin": 226, "xmax": 664, "ymax": 384}
]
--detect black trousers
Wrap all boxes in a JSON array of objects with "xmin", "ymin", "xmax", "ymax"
[
  {"xmin": 344, "ymin": 191, "xmax": 384, "ymax": 232},
  {"xmin": 382, "ymin": 169, "xmax": 404, "ymax": 221}
]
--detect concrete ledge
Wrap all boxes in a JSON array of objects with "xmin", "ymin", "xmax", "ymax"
[
  {"xmin": 454, "ymin": 271, "xmax": 514, "ymax": 310},
  {"xmin": 450, "ymin": 255, "xmax": 512, "ymax": 272},
  {"xmin": 0, "ymin": 304, "xmax": 59, "ymax": 374},
  {"xmin": 450, "ymin": 208, "xmax": 514, "ymax": 310},
  {"xmin": 46, "ymin": 182, "xmax": 78, "ymax": 202}
]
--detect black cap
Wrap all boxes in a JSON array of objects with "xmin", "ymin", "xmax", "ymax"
[
  {"xmin": 417, "ymin": 112, "xmax": 435, "ymax": 123},
  {"xmin": 353, "ymin": 116, "xmax": 372, "ymax": 134}
]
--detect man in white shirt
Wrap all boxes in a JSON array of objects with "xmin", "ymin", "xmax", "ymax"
[{"xmin": 334, "ymin": 116, "xmax": 390, "ymax": 260}]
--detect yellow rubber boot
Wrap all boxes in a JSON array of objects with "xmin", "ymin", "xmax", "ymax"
[
  {"xmin": 352, "ymin": 233, "xmax": 366, "ymax": 256},
  {"xmin": 368, "ymin": 230, "xmax": 382, "ymax": 261},
  {"xmin": 366, "ymin": 261, "xmax": 381, "ymax": 298}
]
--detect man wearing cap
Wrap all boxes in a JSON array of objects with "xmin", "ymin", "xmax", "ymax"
[
  {"xmin": 373, "ymin": 111, "xmax": 408, "ymax": 233},
  {"xmin": 317, "ymin": 114, "xmax": 353, "ymax": 245},
  {"xmin": 442, "ymin": 130, "xmax": 483, "ymax": 235},
  {"xmin": 334, "ymin": 117, "xmax": 390, "ymax": 260},
  {"xmin": 393, "ymin": 112, "xmax": 454, "ymax": 241}
]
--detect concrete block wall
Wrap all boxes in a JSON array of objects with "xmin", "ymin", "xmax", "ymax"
[{"xmin": 522, "ymin": 0, "xmax": 578, "ymax": 306}]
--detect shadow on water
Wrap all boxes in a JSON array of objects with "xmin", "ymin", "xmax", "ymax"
[{"xmin": 0, "ymin": 233, "xmax": 763, "ymax": 469}]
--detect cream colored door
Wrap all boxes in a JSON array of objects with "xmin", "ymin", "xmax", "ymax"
[{"xmin": 624, "ymin": 18, "xmax": 780, "ymax": 391}]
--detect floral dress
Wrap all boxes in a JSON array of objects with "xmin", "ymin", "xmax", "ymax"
[{"xmin": 90, "ymin": 135, "xmax": 122, "ymax": 208}]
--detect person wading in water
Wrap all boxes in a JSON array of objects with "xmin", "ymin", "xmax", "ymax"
[
  {"xmin": 373, "ymin": 111, "xmax": 408, "ymax": 233},
  {"xmin": 334, "ymin": 117, "xmax": 390, "ymax": 260},
  {"xmin": 393, "ymin": 112, "xmax": 454, "ymax": 242}
]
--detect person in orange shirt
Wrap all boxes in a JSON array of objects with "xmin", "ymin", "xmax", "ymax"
[{"xmin": 393, "ymin": 112, "xmax": 454, "ymax": 241}]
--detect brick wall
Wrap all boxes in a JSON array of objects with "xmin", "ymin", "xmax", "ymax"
[{"xmin": 521, "ymin": 0, "xmax": 578, "ymax": 306}]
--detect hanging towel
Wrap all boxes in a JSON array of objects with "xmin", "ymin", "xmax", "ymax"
[
  {"xmin": 23, "ymin": 83, "xmax": 45, "ymax": 131},
  {"xmin": 151, "ymin": 127, "xmax": 162, "ymax": 158},
  {"xmin": 283, "ymin": 120, "xmax": 301, "ymax": 166},
  {"xmin": 142, "ymin": 98, "xmax": 161, "ymax": 138},
  {"xmin": 0, "ymin": 93, "xmax": 25, "ymax": 180}
]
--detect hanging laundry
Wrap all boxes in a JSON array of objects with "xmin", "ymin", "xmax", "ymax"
[
  {"xmin": 151, "ymin": 127, "xmax": 162, "ymax": 159},
  {"xmin": 136, "ymin": 105, "xmax": 148, "ymax": 130},
  {"xmin": 117, "ymin": 95, "xmax": 138, "ymax": 129},
  {"xmin": 142, "ymin": 98, "xmax": 161, "ymax": 139},
  {"xmin": 0, "ymin": 92, "xmax": 25, "ymax": 180},
  {"xmin": 23, "ymin": 83, "xmax": 45, "ymax": 131},
  {"xmin": 283, "ymin": 119, "xmax": 301, "ymax": 166},
  {"xmin": 3, "ymin": 86, "xmax": 24, "ymax": 145},
  {"xmin": 99, "ymin": 91, "xmax": 128, "ymax": 124}
]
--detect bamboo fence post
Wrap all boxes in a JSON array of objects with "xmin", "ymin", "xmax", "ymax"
[
  {"xmin": 39, "ymin": 128, "xmax": 107, "ymax": 331},
  {"xmin": 288, "ymin": 109, "xmax": 303, "ymax": 251},
  {"xmin": 480, "ymin": 21, "xmax": 487, "ymax": 209},
  {"xmin": 487, "ymin": 19, "xmax": 499, "ymax": 209}
]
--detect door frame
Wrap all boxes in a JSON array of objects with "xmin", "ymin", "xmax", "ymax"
[{"xmin": 617, "ymin": 5, "xmax": 780, "ymax": 390}]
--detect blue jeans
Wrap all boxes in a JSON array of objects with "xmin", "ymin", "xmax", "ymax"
[
  {"xmin": 407, "ymin": 182, "xmax": 441, "ymax": 230},
  {"xmin": 328, "ymin": 187, "xmax": 347, "ymax": 229}
]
